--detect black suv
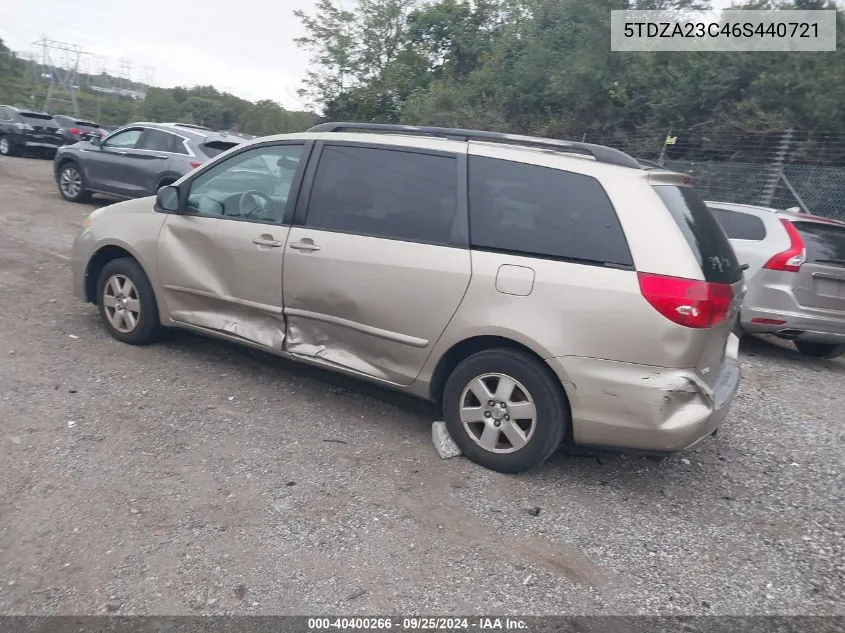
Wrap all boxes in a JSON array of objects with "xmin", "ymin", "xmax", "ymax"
[{"xmin": 0, "ymin": 106, "xmax": 65, "ymax": 157}]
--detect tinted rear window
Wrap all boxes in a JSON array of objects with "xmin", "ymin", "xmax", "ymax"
[
  {"xmin": 20, "ymin": 112, "xmax": 54, "ymax": 122},
  {"xmin": 709, "ymin": 207, "xmax": 767, "ymax": 241},
  {"xmin": 468, "ymin": 157, "xmax": 633, "ymax": 268},
  {"xmin": 795, "ymin": 222, "xmax": 845, "ymax": 265},
  {"xmin": 654, "ymin": 186, "xmax": 742, "ymax": 283},
  {"xmin": 201, "ymin": 141, "xmax": 240, "ymax": 157}
]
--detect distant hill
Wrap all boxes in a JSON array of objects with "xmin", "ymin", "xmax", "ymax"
[{"xmin": 0, "ymin": 37, "xmax": 317, "ymax": 136}]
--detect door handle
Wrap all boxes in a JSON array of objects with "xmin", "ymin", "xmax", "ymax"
[
  {"xmin": 289, "ymin": 240, "xmax": 321, "ymax": 252},
  {"xmin": 252, "ymin": 236, "xmax": 283, "ymax": 248}
]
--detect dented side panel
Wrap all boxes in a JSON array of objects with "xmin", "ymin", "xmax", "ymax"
[
  {"xmin": 546, "ymin": 349, "xmax": 740, "ymax": 452},
  {"xmin": 282, "ymin": 228, "xmax": 472, "ymax": 385},
  {"xmin": 157, "ymin": 214, "xmax": 289, "ymax": 349}
]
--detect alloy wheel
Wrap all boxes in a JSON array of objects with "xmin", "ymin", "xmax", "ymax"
[
  {"xmin": 102, "ymin": 274, "xmax": 141, "ymax": 333},
  {"xmin": 60, "ymin": 167, "xmax": 82, "ymax": 198},
  {"xmin": 459, "ymin": 373, "xmax": 537, "ymax": 454}
]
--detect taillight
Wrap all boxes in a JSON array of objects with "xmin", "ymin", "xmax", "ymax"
[
  {"xmin": 763, "ymin": 219, "xmax": 805, "ymax": 272},
  {"xmin": 69, "ymin": 127, "xmax": 83, "ymax": 136},
  {"xmin": 189, "ymin": 161, "xmax": 203, "ymax": 169},
  {"xmin": 638, "ymin": 272, "xmax": 734, "ymax": 329}
]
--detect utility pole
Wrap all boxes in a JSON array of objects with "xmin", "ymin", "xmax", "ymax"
[{"xmin": 33, "ymin": 36, "xmax": 90, "ymax": 115}]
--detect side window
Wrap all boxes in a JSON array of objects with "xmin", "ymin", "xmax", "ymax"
[
  {"xmin": 468, "ymin": 156, "xmax": 633, "ymax": 267},
  {"xmin": 138, "ymin": 129, "xmax": 186, "ymax": 154},
  {"xmin": 185, "ymin": 144, "xmax": 304, "ymax": 223},
  {"xmin": 709, "ymin": 207, "xmax": 767, "ymax": 241},
  {"xmin": 305, "ymin": 146, "xmax": 459, "ymax": 246},
  {"xmin": 103, "ymin": 128, "xmax": 143, "ymax": 149}
]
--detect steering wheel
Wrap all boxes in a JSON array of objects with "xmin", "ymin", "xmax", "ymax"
[{"xmin": 237, "ymin": 190, "xmax": 273, "ymax": 219}]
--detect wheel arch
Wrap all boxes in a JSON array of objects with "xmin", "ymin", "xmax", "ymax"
[
  {"xmin": 154, "ymin": 173, "xmax": 183, "ymax": 192},
  {"xmin": 84, "ymin": 243, "xmax": 147, "ymax": 304},
  {"xmin": 428, "ymin": 335, "xmax": 572, "ymax": 412}
]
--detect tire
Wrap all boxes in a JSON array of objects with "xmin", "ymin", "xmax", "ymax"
[
  {"xmin": 0, "ymin": 135, "xmax": 18, "ymax": 157},
  {"xmin": 794, "ymin": 341, "xmax": 845, "ymax": 359},
  {"xmin": 442, "ymin": 348, "xmax": 569, "ymax": 473},
  {"xmin": 96, "ymin": 257, "xmax": 162, "ymax": 345},
  {"xmin": 57, "ymin": 161, "xmax": 92, "ymax": 202}
]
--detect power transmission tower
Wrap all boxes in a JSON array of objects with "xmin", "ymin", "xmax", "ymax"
[{"xmin": 33, "ymin": 36, "xmax": 90, "ymax": 115}]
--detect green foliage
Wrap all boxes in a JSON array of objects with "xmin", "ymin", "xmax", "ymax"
[
  {"xmin": 296, "ymin": 0, "xmax": 845, "ymax": 156},
  {"xmin": 0, "ymin": 39, "xmax": 316, "ymax": 136}
]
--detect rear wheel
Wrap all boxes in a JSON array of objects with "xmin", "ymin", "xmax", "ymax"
[
  {"xmin": 57, "ymin": 162, "xmax": 92, "ymax": 202},
  {"xmin": 794, "ymin": 341, "xmax": 845, "ymax": 359},
  {"xmin": 442, "ymin": 348, "xmax": 569, "ymax": 473}
]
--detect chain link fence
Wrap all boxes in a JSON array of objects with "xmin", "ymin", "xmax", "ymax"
[{"xmin": 581, "ymin": 129, "xmax": 845, "ymax": 222}]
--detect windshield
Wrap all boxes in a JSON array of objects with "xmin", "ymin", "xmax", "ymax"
[
  {"xmin": 20, "ymin": 112, "xmax": 55, "ymax": 122},
  {"xmin": 654, "ymin": 185, "xmax": 742, "ymax": 284},
  {"xmin": 201, "ymin": 141, "xmax": 240, "ymax": 158},
  {"xmin": 795, "ymin": 222, "xmax": 845, "ymax": 265}
]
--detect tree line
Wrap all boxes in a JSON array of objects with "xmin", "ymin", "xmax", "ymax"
[
  {"xmin": 294, "ymin": 0, "xmax": 845, "ymax": 162},
  {"xmin": 0, "ymin": 38, "xmax": 316, "ymax": 136}
]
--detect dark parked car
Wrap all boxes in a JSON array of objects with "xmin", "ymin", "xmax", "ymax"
[
  {"xmin": 0, "ymin": 106, "xmax": 65, "ymax": 157},
  {"xmin": 53, "ymin": 115, "xmax": 107, "ymax": 144},
  {"xmin": 53, "ymin": 122, "xmax": 243, "ymax": 202}
]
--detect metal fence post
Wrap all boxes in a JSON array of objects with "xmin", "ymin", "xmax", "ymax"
[
  {"xmin": 759, "ymin": 129, "xmax": 793, "ymax": 207},
  {"xmin": 779, "ymin": 172, "xmax": 811, "ymax": 214}
]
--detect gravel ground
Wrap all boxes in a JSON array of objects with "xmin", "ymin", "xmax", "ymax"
[{"xmin": 0, "ymin": 155, "xmax": 843, "ymax": 616}]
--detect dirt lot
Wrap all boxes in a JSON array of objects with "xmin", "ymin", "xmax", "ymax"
[{"xmin": 0, "ymin": 155, "xmax": 843, "ymax": 616}]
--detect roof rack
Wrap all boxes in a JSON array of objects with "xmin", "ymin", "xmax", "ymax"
[
  {"xmin": 307, "ymin": 122, "xmax": 642, "ymax": 169},
  {"xmin": 172, "ymin": 122, "xmax": 213, "ymax": 131}
]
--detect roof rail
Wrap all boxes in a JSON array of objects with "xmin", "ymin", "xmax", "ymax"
[{"xmin": 307, "ymin": 122, "xmax": 642, "ymax": 169}]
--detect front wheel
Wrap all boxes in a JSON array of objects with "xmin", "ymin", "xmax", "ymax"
[
  {"xmin": 794, "ymin": 341, "xmax": 845, "ymax": 359},
  {"xmin": 0, "ymin": 135, "xmax": 17, "ymax": 157},
  {"xmin": 96, "ymin": 258, "xmax": 162, "ymax": 345},
  {"xmin": 442, "ymin": 348, "xmax": 569, "ymax": 473},
  {"xmin": 57, "ymin": 162, "xmax": 92, "ymax": 202}
]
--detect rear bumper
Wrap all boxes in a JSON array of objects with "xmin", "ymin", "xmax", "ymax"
[
  {"xmin": 741, "ymin": 306, "xmax": 845, "ymax": 344},
  {"xmin": 547, "ymin": 335, "xmax": 740, "ymax": 453}
]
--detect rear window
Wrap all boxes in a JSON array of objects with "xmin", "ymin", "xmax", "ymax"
[
  {"xmin": 20, "ymin": 112, "xmax": 54, "ymax": 122},
  {"xmin": 709, "ymin": 207, "xmax": 767, "ymax": 241},
  {"xmin": 201, "ymin": 140, "xmax": 240, "ymax": 157},
  {"xmin": 468, "ymin": 156, "xmax": 634, "ymax": 268},
  {"xmin": 795, "ymin": 222, "xmax": 845, "ymax": 265},
  {"xmin": 654, "ymin": 186, "xmax": 742, "ymax": 284}
]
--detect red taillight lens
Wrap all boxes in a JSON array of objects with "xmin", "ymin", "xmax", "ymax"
[
  {"xmin": 189, "ymin": 161, "xmax": 203, "ymax": 169},
  {"xmin": 763, "ymin": 219, "xmax": 805, "ymax": 273},
  {"xmin": 69, "ymin": 127, "xmax": 82, "ymax": 136},
  {"xmin": 638, "ymin": 272, "xmax": 734, "ymax": 329}
]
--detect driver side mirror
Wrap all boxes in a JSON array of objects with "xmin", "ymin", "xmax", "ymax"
[
  {"xmin": 156, "ymin": 185, "xmax": 181, "ymax": 213},
  {"xmin": 90, "ymin": 136, "xmax": 102, "ymax": 147}
]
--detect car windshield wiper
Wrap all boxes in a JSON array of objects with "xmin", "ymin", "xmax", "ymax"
[{"xmin": 814, "ymin": 259, "xmax": 845, "ymax": 268}]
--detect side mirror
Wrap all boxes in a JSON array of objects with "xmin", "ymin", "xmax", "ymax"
[
  {"xmin": 90, "ymin": 136, "xmax": 102, "ymax": 147},
  {"xmin": 740, "ymin": 263, "xmax": 750, "ymax": 271},
  {"xmin": 156, "ymin": 185, "xmax": 181, "ymax": 213}
]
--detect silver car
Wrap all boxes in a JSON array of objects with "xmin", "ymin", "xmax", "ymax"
[
  {"xmin": 707, "ymin": 201, "xmax": 845, "ymax": 359},
  {"xmin": 71, "ymin": 122, "xmax": 744, "ymax": 473}
]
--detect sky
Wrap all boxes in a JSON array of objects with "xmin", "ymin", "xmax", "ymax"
[{"xmin": 0, "ymin": 0, "xmax": 750, "ymax": 111}]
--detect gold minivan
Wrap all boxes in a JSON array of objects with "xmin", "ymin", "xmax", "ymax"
[{"xmin": 71, "ymin": 123, "xmax": 744, "ymax": 473}]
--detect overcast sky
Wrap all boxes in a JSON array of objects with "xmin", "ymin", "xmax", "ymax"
[{"xmin": 0, "ymin": 0, "xmax": 747, "ymax": 110}]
